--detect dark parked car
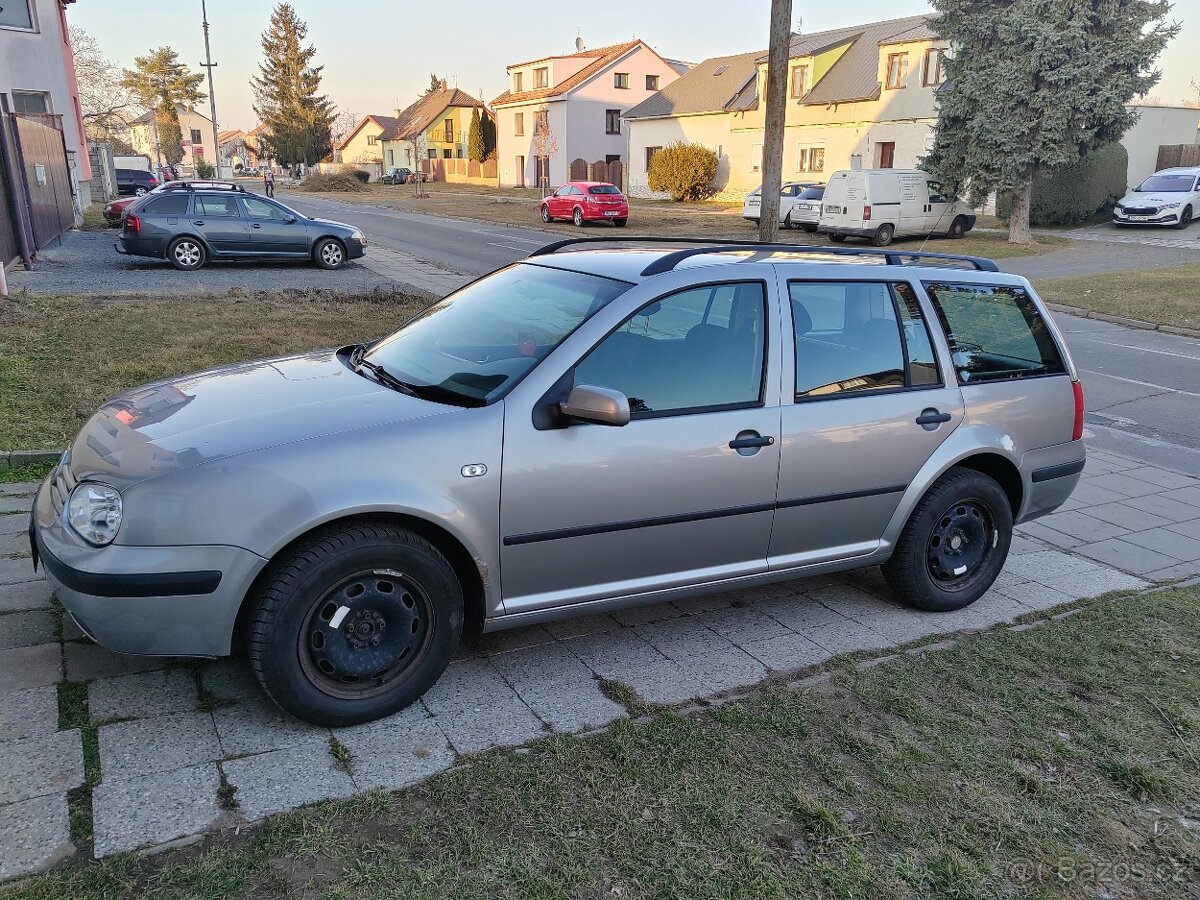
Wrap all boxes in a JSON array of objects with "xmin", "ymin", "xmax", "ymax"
[
  {"xmin": 104, "ymin": 180, "xmax": 240, "ymax": 227},
  {"xmin": 116, "ymin": 186, "xmax": 367, "ymax": 271},
  {"xmin": 115, "ymin": 168, "xmax": 160, "ymax": 196},
  {"xmin": 381, "ymin": 166, "xmax": 426, "ymax": 184}
]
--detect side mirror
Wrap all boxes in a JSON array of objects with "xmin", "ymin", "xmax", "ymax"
[
  {"xmin": 284, "ymin": 216, "xmax": 297, "ymax": 224},
  {"xmin": 559, "ymin": 384, "xmax": 630, "ymax": 427}
]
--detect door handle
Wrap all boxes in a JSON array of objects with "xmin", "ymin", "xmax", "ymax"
[
  {"xmin": 250, "ymin": 223, "xmax": 262, "ymax": 229},
  {"xmin": 915, "ymin": 409, "xmax": 952, "ymax": 427},
  {"xmin": 729, "ymin": 433, "xmax": 774, "ymax": 450},
  {"xmin": 192, "ymin": 220, "xmax": 205, "ymax": 226}
]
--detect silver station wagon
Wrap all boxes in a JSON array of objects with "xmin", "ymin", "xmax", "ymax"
[{"xmin": 29, "ymin": 239, "xmax": 1086, "ymax": 726}]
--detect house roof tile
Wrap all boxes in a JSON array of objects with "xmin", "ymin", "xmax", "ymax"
[
  {"xmin": 374, "ymin": 89, "xmax": 487, "ymax": 142},
  {"xmin": 625, "ymin": 50, "xmax": 763, "ymax": 119},
  {"xmin": 491, "ymin": 40, "xmax": 643, "ymax": 106}
]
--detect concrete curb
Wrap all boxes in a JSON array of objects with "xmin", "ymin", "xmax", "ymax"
[
  {"xmin": 0, "ymin": 450, "xmax": 62, "ymax": 472},
  {"xmin": 1044, "ymin": 302, "xmax": 1200, "ymax": 338}
]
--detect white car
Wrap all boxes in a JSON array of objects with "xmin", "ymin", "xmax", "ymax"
[
  {"xmin": 1113, "ymin": 167, "xmax": 1199, "ymax": 229},
  {"xmin": 743, "ymin": 182, "xmax": 824, "ymax": 230}
]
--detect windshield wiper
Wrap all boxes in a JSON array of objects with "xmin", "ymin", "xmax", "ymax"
[{"xmin": 350, "ymin": 344, "xmax": 418, "ymax": 397}]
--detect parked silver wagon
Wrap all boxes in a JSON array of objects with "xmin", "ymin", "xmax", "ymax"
[{"xmin": 30, "ymin": 239, "xmax": 1085, "ymax": 726}]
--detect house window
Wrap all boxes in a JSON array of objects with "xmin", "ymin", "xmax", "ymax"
[
  {"xmin": 366, "ymin": 134, "xmax": 377, "ymax": 146},
  {"xmin": 0, "ymin": 0, "xmax": 34, "ymax": 30},
  {"xmin": 645, "ymin": 146, "xmax": 662, "ymax": 172},
  {"xmin": 514, "ymin": 112, "xmax": 524, "ymax": 136},
  {"xmin": 190, "ymin": 129, "xmax": 203, "ymax": 144},
  {"xmin": 513, "ymin": 72, "xmax": 523, "ymax": 93},
  {"xmin": 10, "ymin": 91, "xmax": 49, "ymax": 114},
  {"xmin": 614, "ymin": 72, "xmax": 630, "ymax": 89},
  {"xmin": 885, "ymin": 53, "xmax": 909, "ymax": 90},
  {"xmin": 646, "ymin": 74, "xmax": 660, "ymax": 91},
  {"xmin": 442, "ymin": 149, "xmax": 452, "ymax": 159},
  {"xmin": 790, "ymin": 66, "xmax": 808, "ymax": 98},
  {"xmin": 751, "ymin": 142, "xmax": 763, "ymax": 173},
  {"xmin": 878, "ymin": 141, "xmax": 896, "ymax": 168},
  {"xmin": 605, "ymin": 109, "xmax": 621, "ymax": 135},
  {"xmin": 534, "ymin": 110, "xmax": 549, "ymax": 131},
  {"xmin": 388, "ymin": 149, "xmax": 394, "ymax": 165},
  {"xmin": 923, "ymin": 48, "xmax": 946, "ymax": 87},
  {"xmin": 796, "ymin": 145, "xmax": 825, "ymax": 173},
  {"xmin": 443, "ymin": 118, "xmax": 454, "ymax": 142},
  {"xmin": 534, "ymin": 67, "xmax": 549, "ymax": 89},
  {"xmin": 428, "ymin": 149, "xmax": 437, "ymax": 159}
]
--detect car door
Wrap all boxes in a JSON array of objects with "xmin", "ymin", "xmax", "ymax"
[
  {"xmin": 778, "ymin": 183, "xmax": 799, "ymax": 222},
  {"xmin": 897, "ymin": 172, "xmax": 928, "ymax": 236},
  {"xmin": 499, "ymin": 270, "xmax": 783, "ymax": 614},
  {"xmin": 240, "ymin": 195, "xmax": 309, "ymax": 255},
  {"xmin": 925, "ymin": 179, "xmax": 955, "ymax": 233},
  {"xmin": 548, "ymin": 185, "xmax": 571, "ymax": 218},
  {"xmin": 191, "ymin": 193, "xmax": 252, "ymax": 253},
  {"xmin": 770, "ymin": 274, "xmax": 964, "ymax": 568}
]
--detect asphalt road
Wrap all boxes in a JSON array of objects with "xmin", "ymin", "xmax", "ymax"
[{"xmin": 278, "ymin": 191, "xmax": 1200, "ymax": 474}]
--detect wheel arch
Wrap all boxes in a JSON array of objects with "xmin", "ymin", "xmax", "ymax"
[
  {"xmin": 231, "ymin": 510, "xmax": 487, "ymax": 657},
  {"xmin": 312, "ymin": 234, "xmax": 347, "ymax": 256},
  {"xmin": 167, "ymin": 232, "xmax": 212, "ymax": 262}
]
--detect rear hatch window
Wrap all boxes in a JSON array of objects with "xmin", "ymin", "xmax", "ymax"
[{"xmin": 923, "ymin": 282, "xmax": 1066, "ymax": 383}]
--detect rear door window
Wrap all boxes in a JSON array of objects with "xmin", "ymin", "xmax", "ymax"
[
  {"xmin": 923, "ymin": 282, "xmax": 1065, "ymax": 383},
  {"xmin": 194, "ymin": 195, "xmax": 242, "ymax": 218}
]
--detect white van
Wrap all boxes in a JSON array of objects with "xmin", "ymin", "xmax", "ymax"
[{"xmin": 818, "ymin": 168, "xmax": 976, "ymax": 246}]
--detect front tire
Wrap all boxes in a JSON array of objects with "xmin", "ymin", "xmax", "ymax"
[
  {"xmin": 540, "ymin": 204, "xmax": 552, "ymax": 223},
  {"xmin": 314, "ymin": 237, "xmax": 346, "ymax": 270},
  {"xmin": 248, "ymin": 520, "xmax": 464, "ymax": 727},
  {"xmin": 1176, "ymin": 205, "xmax": 1193, "ymax": 230},
  {"xmin": 872, "ymin": 223, "xmax": 895, "ymax": 246},
  {"xmin": 134, "ymin": 187, "xmax": 147, "ymax": 196},
  {"xmin": 573, "ymin": 207, "xmax": 585, "ymax": 227},
  {"xmin": 167, "ymin": 236, "xmax": 206, "ymax": 271},
  {"xmin": 882, "ymin": 468, "xmax": 1013, "ymax": 612},
  {"xmin": 612, "ymin": 218, "xmax": 627, "ymax": 228},
  {"xmin": 829, "ymin": 232, "xmax": 847, "ymax": 243}
]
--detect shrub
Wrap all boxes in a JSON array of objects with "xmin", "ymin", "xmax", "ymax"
[
  {"xmin": 998, "ymin": 142, "xmax": 1129, "ymax": 226},
  {"xmin": 349, "ymin": 169, "xmax": 371, "ymax": 183},
  {"xmin": 647, "ymin": 141, "xmax": 719, "ymax": 202},
  {"xmin": 194, "ymin": 159, "xmax": 216, "ymax": 179},
  {"xmin": 299, "ymin": 172, "xmax": 369, "ymax": 192}
]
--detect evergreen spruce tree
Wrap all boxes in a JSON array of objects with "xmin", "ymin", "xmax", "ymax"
[
  {"xmin": 120, "ymin": 46, "xmax": 205, "ymax": 166},
  {"xmin": 467, "ymin": 107, "xmax": 485, "ymax": 163},
  {"xmin": 426, "ymin": 74, "xmax": 443, "ymax": 95},
  {"xmin": 251, "ymin": 3, "xmax": 335, "ymax": 166},
  {"xmin": 481, "ymin": 112, "xmax": 496, "ymax": 159},
  {"xmin": 925, "ymin": 0, "xmax": 1178, "ymax": 244}
]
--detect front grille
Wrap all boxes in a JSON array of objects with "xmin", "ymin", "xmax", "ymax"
[
  {"xmin": 1121, "ymin": 206, "xmax": 1160, "ymax": 216},
  {"xmin": 49, "ymin": 464, "xmax": 77, "ymax": 515}
]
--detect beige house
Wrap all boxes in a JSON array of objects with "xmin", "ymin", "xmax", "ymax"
[
  {"xmin": 129, "ymin": 104, "xmax": 216, "ymax": 173},
  {"xmin": 376, "ymin": 86, "xmax": 491, "ymax": 173},
  {"xmin": 335, "ymin": 113, "xmax": 395, "ymax": 172},
  {"xmin": 625, "ymin": 15, "xmax": 949, "ymax": 199}
]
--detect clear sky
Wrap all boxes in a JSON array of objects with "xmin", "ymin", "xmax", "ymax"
[{"xmin": 70, "ymin": 0, "xmax": 1198, "ymax": 133}]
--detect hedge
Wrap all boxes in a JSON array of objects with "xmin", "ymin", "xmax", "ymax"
[{"xmin": 998, "ymin": 142, "xmax": 1128, "ymax": 226}]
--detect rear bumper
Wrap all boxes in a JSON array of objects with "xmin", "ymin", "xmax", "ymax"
[
  {"xmin": 1019, "ymin": 443, "xmax": 1086, "ymax": 523},
  {"xmin": 117, "ymin": 236, "xmax": 165, "ymax": 259},
  {"xmin": 583, "ymin": 208, "xmax": 628, "ymax": 221},
  {"xmin": 818, "ymin": 225, "xmax": 876, "ymax": 238},
  {"xmin": 31, "ymin": 481, "xmax": 266, "ymax": 657}
]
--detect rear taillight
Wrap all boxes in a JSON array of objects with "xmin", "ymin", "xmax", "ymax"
[
  {"xmin": 126, "ymin": 214, "xmax": 141, "ymax": 235},
  {"xmin": 862, "ymin": 204, "xmax": 872, "ymax": 221},
  {"xmin": 1071, "ymin": 380, "xmax": 1084, "ymax": 441}
]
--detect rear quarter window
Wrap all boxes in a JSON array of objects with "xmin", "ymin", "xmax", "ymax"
[
  {"xmin": 923, "ymin": 282, "xmax": 1065, "ymax": 384},
  {"xmin": 142, "ymin": 194, "xmax": 189, "ymax": 215}
]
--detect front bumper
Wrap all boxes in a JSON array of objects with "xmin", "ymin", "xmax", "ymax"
[
  {"xmin": 1112, "ymin": 210, "xmax": 1179, "ymax": 226},
  {"xmin": 345, "ymin": 237, "xmax": 367, "ymax": 259},
  {"xmin": 31, "ymin": 479, "xmax": 267, "ymax": 657}
]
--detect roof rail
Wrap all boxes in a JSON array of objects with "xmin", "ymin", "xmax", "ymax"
[
  {"xmin": 161, "ymin": 181, "xmax": 244, "ymax": 192},
  {"xmin": 528, "ymin": 236, "xmax": 1000, "ymax": 274}
]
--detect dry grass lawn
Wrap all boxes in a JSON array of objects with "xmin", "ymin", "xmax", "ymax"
[{"xmin": 1035, "ymin": 264, "xmax": 1200, "ymax": 331}]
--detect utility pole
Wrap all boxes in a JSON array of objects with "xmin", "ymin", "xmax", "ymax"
[
  {"xmin": 759, "ymin": 0, "xmax": 793, "ymax": 242},
  {"xmin": 200, "ymin": 0, "xmax": 221, "ymax": 176}
]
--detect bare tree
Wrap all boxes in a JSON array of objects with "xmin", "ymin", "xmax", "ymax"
[
  {"xmin": 331, "ymin": 108, "xmax": 359, "ymax": 153},
  {"xmin": 531, "ymin": 109, "xmax": 558, "ymax": 196},
  {"xmin": 69, "ymin": 25, "xmax": 140, "ymax": 142},
  {"xmin": 1186, "ymin": 78, "xmax": 1200, "ymax": 109}
]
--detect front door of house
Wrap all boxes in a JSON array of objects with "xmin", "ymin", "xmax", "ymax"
[
  {"xmin": 878, "ymin": 142, "xmax": 895, "ymax": 169},
  {"xmin": 516, "ymin": 155, "xmax": 525, "ymax": 188}
]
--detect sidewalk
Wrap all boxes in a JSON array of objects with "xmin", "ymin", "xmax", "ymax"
[
  {"xmin": 2, "ymin": 445, "xmax": 1196, "ymax": 878},
  {"xmin": 356, "ymin": 244, "xmax": 473, "ymax": 296}
]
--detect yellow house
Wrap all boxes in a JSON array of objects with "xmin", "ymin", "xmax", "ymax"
[{"xmin": 376, "ymin": 85, "xmax": 491, "ymax": 173}]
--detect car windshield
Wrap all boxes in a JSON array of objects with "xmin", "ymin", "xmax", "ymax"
[
  {"xmin": 1136, "ymin": 174, "xmax": 1197, "ymax": 193},
  {"xmin": 798, "ymin": 186, "xmax": 824, "ymax": 200},
  {"xmin": 588, "ymin": 185, "xmax": 621, "ymax": 195},
  {"xmin": 363, "ymin": 264, "xmax": 631, "ymax": 405}
]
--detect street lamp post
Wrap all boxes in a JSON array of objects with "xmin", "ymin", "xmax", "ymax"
[{"xmin": 200, "ymin": 0, "xmax": 221, "ymax": 175}]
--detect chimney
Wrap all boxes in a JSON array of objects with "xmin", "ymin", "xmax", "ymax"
[{"xmin": 441, "ymin": 79, "xmax": 448, "ymax": 92}]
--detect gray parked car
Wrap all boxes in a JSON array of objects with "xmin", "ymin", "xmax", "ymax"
[
  {"xmin": 116, "ymin": 185, "xmax": 367, "ymax": 271},
  {"xmin": 30, "ymin": 239, "xmax": 1085, "ymax": 726}
]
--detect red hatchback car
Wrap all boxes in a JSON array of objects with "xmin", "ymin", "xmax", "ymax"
[{"xmin": 540, "ymin": 181, "xmax": 628, "ymax": 227}]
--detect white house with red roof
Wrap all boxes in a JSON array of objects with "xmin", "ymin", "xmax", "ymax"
[{"xmin": 492, "ymin": 39, "xmax": 682, "ymax": 188}]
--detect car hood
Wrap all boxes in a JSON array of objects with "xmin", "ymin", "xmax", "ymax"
[
  {"xmin": 306, "ymin": 217, "xmax": 356, "ymax": 232},
  {"xmin": 67, "ymin": 348, "xmax": 452, "ymax": 490},
  {"xmin": 1120, "ymin": 191, "xmax": 1191, "ymax": 205}
]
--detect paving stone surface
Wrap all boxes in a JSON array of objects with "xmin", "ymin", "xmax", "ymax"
[
  {"xmin": 222, "ymin": 746, "xmax": 356, "ymax": 822},
  {"xmin": 0, "ymin": 794, "xmax": 74, "ymax": 879},
  {"xmin": 0, "ymin": 608, "xmax": 57, "ymax": 650},
  {"xmin": 89, "ymin": 669, "xmax": 199, "ymax": 722},
  {"xmin": 0, "ymin": 514, "xmax": 27, "ymax": 536},
  {"xmin": 0, "ymin": 730, "xmax": 83, "ymax": 805},
  {"xmin": 92, "ymin": 764, "xmax": 224, "ymax": 858},
  {"xmin": 100, "ymin": 712, "xmax": 221, "ymax": 781},
  {"xmin": 3, "ymin": 444, "xmax": 1199, "ymax": 879},
  {"xmin": 0, "ymin": 685, "xmax": 61, "ymax": 742},
  {"xmin": 0, "ymin": 643, "xmax": 62, "ymax": 695}
]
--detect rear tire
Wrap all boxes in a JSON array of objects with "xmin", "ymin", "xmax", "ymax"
[
  {"xmin": 882, "ymin": 468, "xmax": 1013, "ymax": 612},
  {"xmin": 248, "ymin": 520, "xmax": 464, "ymax": 727},
  {"xmin": 947, "ymin": 216, "xmax": 967, "ymax": 239},
  {"xmin": 803, "ymin": 224, "xmax": 818, "ymax": 233},
  {"xmin": 612, "ymin": 218, "xmax": 627, "ymax": 228},
  {"xmin": 871, "ymin": 223, "xmax": 895, "ymax": 246},
  {"xmin": 314, "ymin": 237, "xmax": 346, "ymax": 270},
  {"xmin": 167, "ymin": 237, "xmax": 206, "ymax": 271},
  {"xmin": 573, "ymin": 207, "xmax": 585, "ymax": 227},
  {"xmin": 829, "ymin": 233, "xmax": 847, "ymax": 243}
]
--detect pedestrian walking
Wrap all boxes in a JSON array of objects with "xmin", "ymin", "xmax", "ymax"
[{"xmin": 264, "ymin": 167, "xmax": 275, "ymax": 198}]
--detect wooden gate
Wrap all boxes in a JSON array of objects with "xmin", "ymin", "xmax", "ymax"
[
  {"xmin": 1156, "ymin": 144, "xmax": 1200, "ymax": 170},
  {"xmin": 591, "ymin": 160, "xmax": 610, "ymax": 184},
  {"xmin": 569, "ymin": 157, "xmax": 588, "ymax": 180},
  {"xmin": 608, "ymin": 159, "xmax": 624, "ymax": 190},
  {"xmin": 11, "ymin": 113, "xmax": 75, "ymax": 251}
]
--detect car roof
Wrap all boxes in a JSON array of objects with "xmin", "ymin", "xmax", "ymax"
[
  {"xmin": 524, "ymin": 246, "xmax": 1019, "ymax": 285},
  {"xmin": 1151, "ymin": 166, "xmax": 1200, "ymax": 176},
  {"xmin": 566, "ymin": 181, "xmax": 618, "ymax": 187}
]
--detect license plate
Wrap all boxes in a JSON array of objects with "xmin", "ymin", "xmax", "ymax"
[{"xmin": 603, "ymin": 210, "xmax": 619, "ymax": 216}]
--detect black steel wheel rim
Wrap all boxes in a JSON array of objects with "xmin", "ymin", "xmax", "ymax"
[
  {"xmin": 926, "ymin": 497, "xmax": 996, "ymax": 591},
  {"xmin": 298, "ymin": 569, "xmax": 433, "ymax": 699}
]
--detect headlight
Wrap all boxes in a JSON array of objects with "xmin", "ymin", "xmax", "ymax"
[
  {"xmin": 67, "ymin": 482, "xmax": 123, "ymax": 546},
  {"xmin": 350, "ymin": 230, "xmax": 365, "ymax": 241},
  {"xmin": 1162, "ymin": 202, "xmax": 1181, "ymax": 209}
]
